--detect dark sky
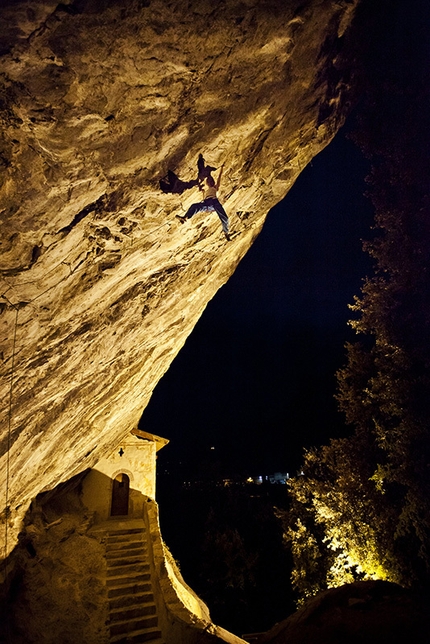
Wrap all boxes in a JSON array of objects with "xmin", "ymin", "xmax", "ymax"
[{"xmin": 140, "ymin": 122, "xmax": 375, "ymax": 478}]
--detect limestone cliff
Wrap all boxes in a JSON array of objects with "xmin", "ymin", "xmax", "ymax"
[{"xmin": 0, "ymin": 0, "xmax": 360, "ymax": 557}]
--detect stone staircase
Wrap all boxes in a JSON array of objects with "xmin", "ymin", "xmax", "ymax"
[{"xmin": 104, "ymin": 523, "xmax": 165, "ymax": 644}]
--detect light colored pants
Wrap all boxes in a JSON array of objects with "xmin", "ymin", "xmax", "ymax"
[{"xmin": 185, "ymin": 197, "xmax": 229, "ymax": 234}]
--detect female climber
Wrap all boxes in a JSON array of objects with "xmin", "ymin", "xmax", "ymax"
[{"xmin": 177, "ymin": 164, "xmax": 230, "ymax": 241}]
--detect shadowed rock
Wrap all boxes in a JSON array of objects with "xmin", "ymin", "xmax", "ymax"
[{"xmin": 257, "ymin": 581, "xmax": 430, "ymax": 644}]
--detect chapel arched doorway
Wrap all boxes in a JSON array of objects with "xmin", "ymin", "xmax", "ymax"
[{"xmin": 110, "ymin": 473, "xmax": 130, "ymax": 516}]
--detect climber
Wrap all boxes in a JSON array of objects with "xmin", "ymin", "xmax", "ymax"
[{"xmin": 177, "ymin": 164, "xmax": 231, "ymax": 241}]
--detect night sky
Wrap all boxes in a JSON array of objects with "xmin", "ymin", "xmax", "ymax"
[{"xmin": 140, "ymin": 120, "xmax": 375, "ymax": 479}]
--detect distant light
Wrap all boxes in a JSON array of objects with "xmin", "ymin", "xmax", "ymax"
[{"xmin": 210, "ymin": 446, "xmax": 215, "ymax": 450}]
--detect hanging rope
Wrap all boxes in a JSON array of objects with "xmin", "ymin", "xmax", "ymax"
[
  {"xmin": 4, "ymin": 306, "xmax": 18, "ymax": 565},
  {"xmin": 1, "ymin": 305, "xmax": 18, "ymax": 644}
]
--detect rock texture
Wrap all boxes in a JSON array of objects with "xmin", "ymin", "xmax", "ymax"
[
  {"xmin": 4, "ymin": 476, "xmax": 109, "ymax": 643},
  {"xmin": 0, "ymin": 0, "xmax": 360, "ymax": 557}
]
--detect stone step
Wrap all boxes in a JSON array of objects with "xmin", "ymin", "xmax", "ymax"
[
  {"xmin": 109, "ymin": 592, "xmax": 154, "ymax": 610},
  {"xmin": 110, "ymin": 615, "xmax": 158, "ymax": 637},
  {"xmin": 106, "ymin": 540, "xmax": 146, "ymax": 551},
  {"xmin": 102, "ymin": 525, "xmax": 162, "ymax": 643},
  {"xmin": 106, "ymin": 537, "xmax": 146, "ymax": 547},
  {"xmin": 107, "ymin": 563, "xmax": 150, "ymax": 578},
  {"xmin": 109, "ymin": 603, "xmax": 156, "ymax": 624},
  {"xmin": 106, "ymin": 530, "xmax": 145, "ymax": 544},
  {"xmin": 107, "ymin": 528, "xmax": 145, "ymax": 537},
  {"xmin": 106, "ymin": 547, "xmax": 147, "ymax": 557},
  {"xmin": 106, "ymin": 554, "xmax": 148, "ymax": 568},
  {"xmin": 106, "ymin": 572, "xmax": 151, "ymax": 588},
  {"xmin": 106, "ymin": 550, "xmax": 149, "ymax": 566},
  {"xmin": 108, "ymin": 582, "xmax": 152, "ymax": 599},
  {"xmin": 106, "ymin": 542, "xmax": 146, "ymax": 554},
  {"xmin": 110, "ymin": 627, "xmax": 163, "ymax": 643}
]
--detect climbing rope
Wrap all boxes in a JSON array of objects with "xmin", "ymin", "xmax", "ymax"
[
  {"xmin": 2, "ymin": 305, "xmax": 18, "ymax": 644},
  {"xmin": 4, "ymin": 305, "xmax": 18, "ymax": 565},
  {"xmin": 1, "ymin": 295, "xmax": 19, "ymax": 644}
]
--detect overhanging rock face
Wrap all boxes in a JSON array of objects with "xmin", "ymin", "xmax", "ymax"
[{"xmin": 0, "ymin": 0, "xmax": 360, "ymax": 556}]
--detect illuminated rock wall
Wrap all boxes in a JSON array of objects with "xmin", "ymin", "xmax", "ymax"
[{"xmin": 0, "ymin": 0, "xmax": 360, "ymax": 556}]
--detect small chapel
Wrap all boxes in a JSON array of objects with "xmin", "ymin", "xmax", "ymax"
[{"xmin": 81, "ymin": 428, "xmax": 169, "ymax": 522}]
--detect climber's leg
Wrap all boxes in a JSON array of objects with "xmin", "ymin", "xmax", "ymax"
[
  {"xmin": 185, "ymin": 201, "xmax": 205, "ymax": 219},
  {"xmin": 211, "ymin": 200, "xmax": 229, "ymax": 234}
]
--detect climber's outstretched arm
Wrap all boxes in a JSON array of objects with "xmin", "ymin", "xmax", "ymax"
[{"xmin": 215, "ymin": 164, "xmax": 224, "ymax": 190}]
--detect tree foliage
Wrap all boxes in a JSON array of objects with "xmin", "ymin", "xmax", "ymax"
[
  {"xmin": 284, "ymin": 434, "xmax": 408, "ymax": 602},
  {"xmin": 286, "ymin": 0, "xmax": 430, "ymax": 601}
]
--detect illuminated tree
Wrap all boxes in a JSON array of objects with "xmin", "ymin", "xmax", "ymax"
[
  {"xmin": 285, "ymin": 434, "xmax": 408, "ymax": 602},
  {"xmin": 286, "ymin": 0, "xmax": 430, "ymax": 600}
]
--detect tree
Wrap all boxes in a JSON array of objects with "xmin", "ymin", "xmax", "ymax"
[
  {"xmin": 286, "ymin": 0, "xmax": 430, "ymax": 601},
  {"xmin": 285, "ymin": 434, "xmax": 407, "ymax": 603}
]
